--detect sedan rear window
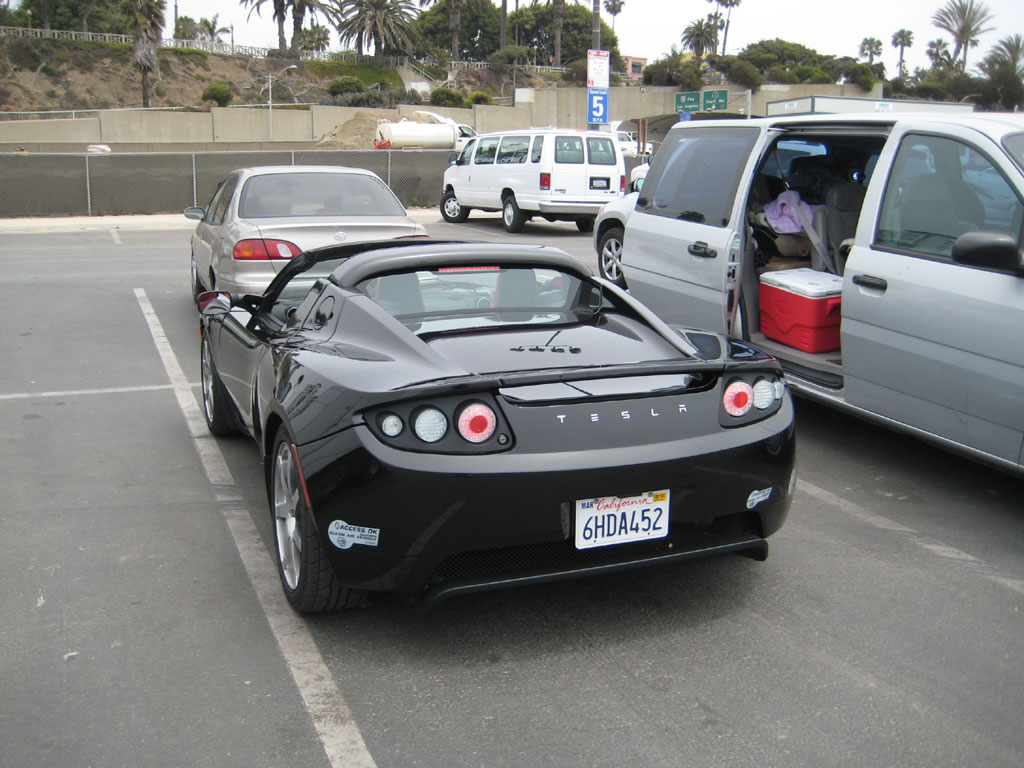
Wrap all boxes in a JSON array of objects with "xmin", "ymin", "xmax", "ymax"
[
  {"xmin": 638, "ymin": 127, "xmax": 759, "ymax": 226},
  {"xmin": 1004, "ymin": 132, "xmax": 1024, "ymax": 173},
  {"xmin": 238, "ymin": 172, "xmax": 406, "ymax": 218}
]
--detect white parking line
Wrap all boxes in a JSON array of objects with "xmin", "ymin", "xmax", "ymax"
[
  {"xmin": 799, "ymin": 479, "xmax": 1024, "ymax": 596},
  {"xmin": 110, "ymin": 229, "xmax": 122, "ymax": 245},
  {"xmin": 133, "ymin": 288, "xmax": 377, "ymax": 768},
  {"xmin": 0, "ymin": 384, "xmax": 179, "ymax": 400}
]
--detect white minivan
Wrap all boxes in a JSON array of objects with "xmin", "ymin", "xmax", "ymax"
[
  {"xmin": 440, "ymin": 128, "xmax": 626, "ymax": 233},
  {"xmin": 620, "ymin": 113, "xmax": 1024, "ymax": 475}
]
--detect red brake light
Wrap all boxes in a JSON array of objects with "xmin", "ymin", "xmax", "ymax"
[
  {"xmin": 232, "ymin": 239, "xmax": 301, "ymax": 260},
  {"xmin": 723, "ymin": 381, "xmax": 754, "ymax": 417},
  {"xmin": 457, "ymin": 402, "xmax": 497, "ymax": 443},
  {"xmin": 540, "ymin": 172, "xmax": 551, "ymax": 190},
  {"xmin": 620, "ymin": 174, "xmax": 626, "ymax": 191}
]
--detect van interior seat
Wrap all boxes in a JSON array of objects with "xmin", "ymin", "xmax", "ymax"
[
  {"xmin": 897, "ymin": 173, "xmax": 979, "ymax": 242},
  {"xmin": 786, "ymin": 155, "xmax": 844, "ymax": 204},
  {"xmin": 824, "ymin": 181, "xmax": 867, "ymax": 275}
]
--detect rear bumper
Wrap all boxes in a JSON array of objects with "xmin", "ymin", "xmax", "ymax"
[
  {"xmin": 536, "ymin": 201, "xmax": 609, "ymax": 216},
  {"xmin": 295, "ymin": 403, "xmax": 796, "ymax": 600}
]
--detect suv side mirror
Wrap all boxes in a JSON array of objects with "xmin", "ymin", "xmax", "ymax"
[{"xmin": 952, "ymin": 231, "xmax": 1023, "ymax": 274}]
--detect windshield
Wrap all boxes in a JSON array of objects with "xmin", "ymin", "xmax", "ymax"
[
  {"xmin": 355, "ymin": 266, "xmax": 608, "ymax": 335},
  {"xmin": 238, "ymin": 172, "xmax": 406, "ymax": 218},
  {"xmin": 1003, "ymin": 132, "xmax": 1024, "ymax": 173}
]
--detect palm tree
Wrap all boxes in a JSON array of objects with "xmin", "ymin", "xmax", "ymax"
[
  {"xmin": 288, "ymin": 0, "xmax": 338, "ymax": 55},
  {"xmin": 990, "ymin": 33, "xmax": 1024, "ymax": 78},
  {"xmin": 198, "ymin": 14, "xmax": 230, "ymax": 42},
  {"xmin": 604, "ymin": 0, "xmax": 623, "ymax": 32},
  {"xmin": 244, "ymin": 0, "xmax": 289, "ymax": 54},
  {"xmin": 335, "ymin": 0, "xmax": 416, "ymax": 60},
  {"xmin": 891, "ymin": 29, "xmax": 913, "ymax": 78},
  {"xmin": 717, "ymin": 0, "xmax": 740, "ymax": 55},
  {"xmin": 125, "ymin": 0, "xmax": 165, "ymax": 108},
  {"xmin": 524, "ymin": 0, "xmax": 566, "ymax": 67},
  {"xmin": 500, "ymin": 0, "xmax": 508, "ymax": 48},
  {"xmin": 926, "ymin": 37, "xmax": 954, "ymax": 68},
  {"xmin": 680, "ymin": 17, "xmax": 718, "ymax": 66},
  {"xmin": 859, "ymin": 37, "xmax": 882, "ymax": 64},
  {"xmin": 301, "ymin": 23, "xmax": 331, "ymax": 52},
  {"xmin": 932, "ymin": 0, "xmax": 994, "ymax": 70}
]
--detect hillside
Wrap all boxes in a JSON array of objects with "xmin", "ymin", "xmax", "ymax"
[{"xmin": 0, "ymin": 36, "xmax": 557, "ymax": 114}]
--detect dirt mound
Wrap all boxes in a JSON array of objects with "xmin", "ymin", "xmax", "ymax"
[{"xmin": 314, "ymin": 109, "xmax": 444, "ymax": 150}]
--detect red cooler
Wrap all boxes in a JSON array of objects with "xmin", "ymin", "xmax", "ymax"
[{"xmin": 758, "ymin": 268, "xmax": 843, "ymax": 354}]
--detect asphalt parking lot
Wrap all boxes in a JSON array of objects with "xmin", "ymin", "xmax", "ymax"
[{"xmin": 1, "ymin": 210, "xmax": 1022, "ymax": 768}]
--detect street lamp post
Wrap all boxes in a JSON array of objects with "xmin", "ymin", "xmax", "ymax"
[{"xmin": 268, "ymin": 64, "xmax": 297, "ymax": 141}]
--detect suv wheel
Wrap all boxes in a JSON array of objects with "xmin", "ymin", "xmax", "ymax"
[
  {"xmin": 502, "ymin": 195, "xmax": 526, "ymax": 233},
  {"xmin": 598, "ymin": 226, "xmax": 627, "ymax": 287},
  {"xmin": 441, "ymin": 189, "xmax": 469, "ymax": 223}
]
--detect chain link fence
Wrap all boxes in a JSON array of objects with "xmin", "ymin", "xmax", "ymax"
[{"xmin": 0, "ymin": 150, "xmax": 453, "ymax": 217}]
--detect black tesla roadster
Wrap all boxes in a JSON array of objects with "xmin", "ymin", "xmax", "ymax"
[{"xmin": 198, "ymin": 240, "xmax": 796, "ymax": 612}]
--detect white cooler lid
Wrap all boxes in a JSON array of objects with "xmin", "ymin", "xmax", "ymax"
[{"xmin": 760, "ymin": 267, "xmax": 843, "ymax": 298}]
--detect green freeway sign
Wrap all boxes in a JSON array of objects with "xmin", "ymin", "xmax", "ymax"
[
  {"xmin": 702, "ymin": 89, "xmax": 729, "ymax": 112},
  {"xmin": 675, "ymin": 91, "xmax": 700, "ymax": 112}
]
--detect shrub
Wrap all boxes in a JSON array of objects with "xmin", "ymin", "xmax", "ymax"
[
  {"xmin": 469, "ymin": 91, "xmax": 492, "ymax": 105},
  {"xmin": 844, "ymin": 63, "xmax": 875, "ymax": 92},
  {"xmin": 201, "ymin": 82, "xmax": 233, "ymax": 107},
  {"xmin": 41, "ymin": 63, "xmax": 63, "ymax": 79},
  {"xmin": 346, "ymin": 90, "xmax": 387, "ymax": 108},
  {"xmin": 327, "ymin": 76, "xmax": 365, "ymax": 96},
  {"xmin": 765, "ymin": 66, "xmax": 798, "ymax": 84},
  {"xmin": 429, "ymin": 87, "xmax": 464, "ymax": 108}
]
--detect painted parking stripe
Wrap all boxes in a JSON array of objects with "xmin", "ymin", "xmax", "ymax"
[
  {"xmin": 110, "ymin": 229, "xmax": 122, "ymax": 244},
  {"xmin": 134, "ymin": 288, "xmax": 377, "ymax": 768},
  {"xmin": 798, "ymin": 479, "xmax": 1024, "ymax": 596},
  {"xmin": 0, "ymin": 384, "xmax": 178, "ymax": 400}
]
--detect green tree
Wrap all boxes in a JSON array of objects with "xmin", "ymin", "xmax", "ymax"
[
  {"xmin": 198, "ymin": 14, "xmax": 230, "ymax": 41},
  {"xmin": 642, "ymin": 47, "xmax": 702, "ymax": 89},
  {"xmin": 527, "ymin": 0, "xmax": 567, "ymax": 68},
  {"xmin": 926, "ymin": 37, "xmax": 954, "ymax": 68},
  {"xmin": 418, "ymin": 0, "xmax": 493, "ymax": 62},
  {"xmin": 738, "ymin": 39, "xmax": 824, "ymax": 74},
  {"xmin": 510, "ymin": 3, "xmax": 620, "ymax": 70},
  {"xmin": 990, "ymin": 34, "xmax": 1024, "ymax": 78},
  {"xmin": 300, "ymin": 22, "xmax": 331, "ymax": 52},
  {"xmin": 415, "ymin": 0, "xmax": 499, "ymax": 61},
  {"xmin": 716, "ymin": 0, "xmax": 740, "ymax": 55},
  {"xmin": 16, "ymin": 0, "xmax": 126, "ymax": 34},
  {"xmin": 287, "ymin": 0, "xmax": 338, "ymax": 55},
  {"xmin": 175, "ymin": 15, "xmax": 201, "ymax": 39},
  {"xmin": 932, "ymin": 0, "xmax": 994, "ymax": 70},
  {"xmin": 859, "ymin": 37, "xmax": 882, "ymax": 64},
  {"xmin": 124, "ymin": 0, "xmax": 165, "ymax": 108},
  {"xmin": 681, "ymin": 16, "xmax": 719, "ymax": 65},
  {"xmin": 891, "ymin": 29, "xmax": 913, "ymax": 78},
  {"xmin": 334, "ymin": 0, "xmax": 416, "ymax": 60}
]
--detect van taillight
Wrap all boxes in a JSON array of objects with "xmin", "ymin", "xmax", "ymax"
[
  {"xmin": 540, "ymin": 173, "xmax": 551, "ymax": 190},
  {"xmin": 620, "ymin": 174, "xmax": 626, "ymax": 191}
]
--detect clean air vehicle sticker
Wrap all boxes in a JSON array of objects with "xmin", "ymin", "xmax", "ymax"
[
  {"xmin": 746, "ymin": 487, "xmax": 773, "ymax": 509},
  {"xmin": 327, "ymin": 520, "xmax": 381, "ymax": 549}
]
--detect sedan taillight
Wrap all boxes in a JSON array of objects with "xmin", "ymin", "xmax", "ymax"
[{"xmin": 232, "ymin": 238, "xmax": 301, "ymax": 260}]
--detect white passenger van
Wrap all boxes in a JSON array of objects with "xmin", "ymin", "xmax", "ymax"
[{"xmin": 440, "ymin": 128, "xmax": 626, "ymax": 233}]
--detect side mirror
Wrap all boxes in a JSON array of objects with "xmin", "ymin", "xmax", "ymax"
[
  {"xmin": 184, "ymin": 206, "xmax": 205, "ymax": 221},
  {"xmin": 952, "ymin": 231, "xmax": 1022, "ymax": 274},
  {"xmin": 448, "ymin": 152, "xmax": 458, "ymax": 165},
  {"xmin": 198, "ymin": 291, "xmax": 232, "ymax": 316}
]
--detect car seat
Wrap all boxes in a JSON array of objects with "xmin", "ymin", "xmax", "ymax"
[{"xmin": 824, "ymin": 181, "xmax": 867, "ymax": 275}]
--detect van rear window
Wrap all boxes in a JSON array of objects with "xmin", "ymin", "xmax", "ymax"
[
  {"xmin": 1004, "ymin": 132, "xmax": 1024, "ymax": 173},
  {"xmin": 637, "ymin": 127, "xmax": 759, "ymax": 227},
  {"xmin": 555, "ymin": 136, "xmax": 585, "ymax": 164},
  {"xmin": 587, "ymin": 137, "xmax": 617, "ymax": 165}
]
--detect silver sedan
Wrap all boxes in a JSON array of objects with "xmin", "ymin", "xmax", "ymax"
[{"xmin": 186, "ymin": 165, "xmax": 428, "ymax": 298}]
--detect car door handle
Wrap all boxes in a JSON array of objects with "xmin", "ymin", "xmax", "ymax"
[
  {"xmin": 688, "ymin": 241, "xmax": 717, "ymax": 258},
  {"xmin": 852, "ymin": 274, "xmax": 887, "ymax": 292}
]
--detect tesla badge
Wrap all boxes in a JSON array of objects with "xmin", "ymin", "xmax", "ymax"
[{"xmin": 333, "ymin": 231, "xmax": 348, "ymax": 241}]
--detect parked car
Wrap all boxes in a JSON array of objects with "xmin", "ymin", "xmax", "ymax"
[
  {"xmin": 620, "ymin": 113, "xmax": 1024, "ymax": 475},
  {"xmin": 440, "ymin": 128, "xmax": 626, "ymax": 233},
  {"xmin": 184, "ymin": 166, "xmax": 427, "ymax": 298},
  {"xmin": 615, "ymin": 130, "xmax": 653, "ymax": 159},
  {"xmin": 197, "ymin": 240, "xmax": 796, "ymax": 612},
  {"xmin": 593, "ymin": 164, "xmax": 650, "ymax": 287}
]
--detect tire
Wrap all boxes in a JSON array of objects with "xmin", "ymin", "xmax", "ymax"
[
  {"xmin": 501, "ymin": 194, "xmax": 526, "ymax": 233},
  {"xmin": 200, "ymin": 335, "xmax": 238, "ymax": 436},
  {"xmin": 440, "ymin": 189, "xmax": 470, "ymax": 223},
  {"xmin": 270, "ymin": 427, "xmax": 364, "ymax": 613},
  {"xmin": 598, "ymin": 226, "xmax": 627, "ymax": 287},
  {"xmin": 576, "ymin": 217, "xmax": 595, "ymax": 233}
]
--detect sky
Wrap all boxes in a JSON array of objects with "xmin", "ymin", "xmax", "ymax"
[{"xmin": 164, "ymin": 0, "xmax": 1024, "ymax": 79}]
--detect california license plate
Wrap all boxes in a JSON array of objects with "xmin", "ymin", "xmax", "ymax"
[
  {"xmin": 574, "ymin": 490, "xmax": 670, "ymax": 549},
  {"xmin": 590, "ymin": 177, "xmax": 610, "ymax": 190}
]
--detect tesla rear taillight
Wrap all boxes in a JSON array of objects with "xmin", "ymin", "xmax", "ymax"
[
  {"xmin": 723, "ymin": 380, "xmax": 754, "ymax": 417},
  {"xmin": 457, "ymin": 403, "xmax": 497, "ymax": 443},
  {"xmin": 231, "ymin": 238, "xmax": 301, "ymax": 260},
  {"xmin": 413, "ymin": 408, "xmax": 448, "ymax": 443},
  {"xmin": 540, "ymin": 173, "xmax": 551, "ymax": 190}
]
